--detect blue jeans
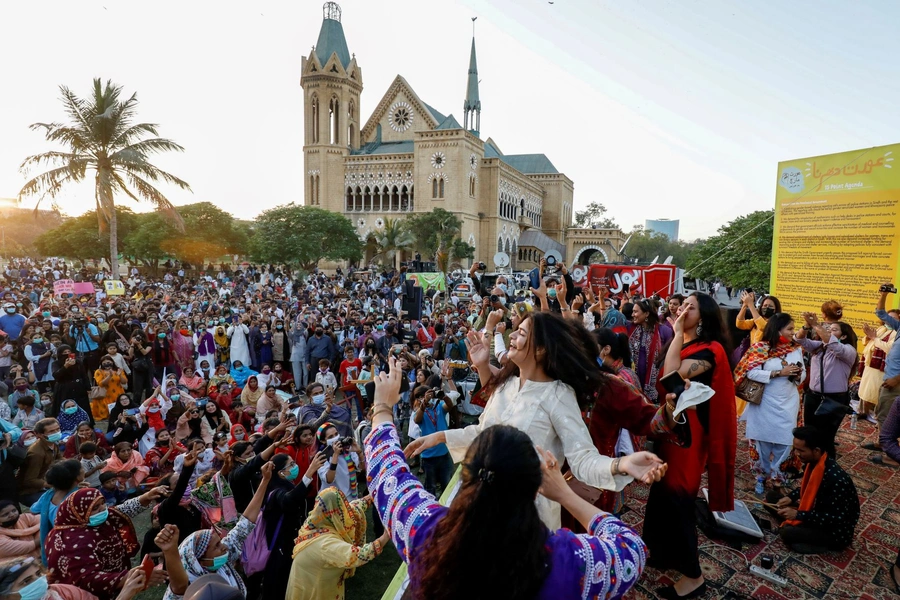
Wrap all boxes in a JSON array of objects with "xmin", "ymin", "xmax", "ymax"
[{"xmin": 422, "ymin": 451, "xmax": 453, "ymax": 497}]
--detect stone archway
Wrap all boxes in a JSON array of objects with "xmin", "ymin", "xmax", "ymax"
[{"xmin": 573, "ymin": 245, "xmax": 610, "ymax": 266}]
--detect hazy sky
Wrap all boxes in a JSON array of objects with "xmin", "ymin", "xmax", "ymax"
[{"xmin": 1, "ymin": 0, "xmax": 898, "ymax": 240}]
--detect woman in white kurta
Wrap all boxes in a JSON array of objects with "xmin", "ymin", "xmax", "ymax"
[
  {"xmin": 858, "ymin": 314, "xmax": 898, "ymax": 416},
  {"xmin": 407, "ymin": 310, "xmax": 667, "ymax": 529},
  {"xmin": 227, "ymin": 321, "xmax": 251, "ymax": 367},
  {"xmin": 736, "ymin": 313, "xmax": 805, "ymax": 495}
]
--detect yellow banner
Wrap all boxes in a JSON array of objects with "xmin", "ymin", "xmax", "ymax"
[
  {"xmin": 104, "ymin": 280, "xmax": 125, "ymax": 296},
  {"xmin": 772, "ymin": 144, "xmax": 900, "ymax": 332}
]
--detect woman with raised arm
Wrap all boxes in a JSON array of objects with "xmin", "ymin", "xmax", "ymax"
[
  {"xmin": 365, "ymin": 361, "xmax": 647, "ymax": 599},
  {"xmin": 406, "ymin": 311, "xmax": 666, "ymax": 528}
]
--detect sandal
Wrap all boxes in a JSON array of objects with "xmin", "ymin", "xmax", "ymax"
[
  {"xmin": 862, "ymin": 442, "xmax": 882, "ymax": 451},
  {"xmin": 870, "ymin": 454, "xmax": 899, "ymax": 467}
]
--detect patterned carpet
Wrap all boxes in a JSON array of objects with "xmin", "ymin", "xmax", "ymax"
[{"xmin": 623, "ymin": 420, "xmax": 900, "ymax": 600}]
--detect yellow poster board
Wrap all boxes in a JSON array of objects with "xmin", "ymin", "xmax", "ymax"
[
  {"xmin": 104, "ymin": 280, "xmax": 125, "ymax": 296},
  {"xmin": 772, "ymin": 144, "xmax": 900, "ymax": 331}
]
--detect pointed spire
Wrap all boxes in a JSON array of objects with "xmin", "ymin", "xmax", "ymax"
[{"xmin": 463, "ymin": 28, "xmax": 481, "ymax": 136}]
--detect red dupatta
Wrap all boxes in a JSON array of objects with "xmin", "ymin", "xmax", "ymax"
[{"xmin": 683, "ymin": 340, "xmax": 737, "ymax": 512}]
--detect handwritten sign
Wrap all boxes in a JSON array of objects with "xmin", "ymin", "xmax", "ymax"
[
  {"xmin": 73, "ymin": 283, "xmax": 95, "ymax": 295},
  {"xmin": 53, "ymin": 279, "xmax": 75, "ymax": 296},
  {"xmin": 104, "ymin": 280, "xmax": 125, "ymax": 296}
]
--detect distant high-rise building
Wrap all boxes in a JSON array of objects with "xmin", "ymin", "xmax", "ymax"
[{"xmin": 645, "ymin": 218, "xmax": 679, "ymax": 241}]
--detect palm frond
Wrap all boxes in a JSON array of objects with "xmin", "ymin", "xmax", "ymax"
[
  {"xmin": 17, "ymin": 166, "xmax": 79, "ymax": 209},
  {"xmin": 112, "ymin": 138, "xmax": 185, "ymax": 159},
  {"xmin": 113, "ymin": 158, "xmax": 191, "ymax": 191},
  {"xmin": 19, "ymin": 151, "xmax": 88, "ymax": 172},
  {"xmin": 123, "ymin": 172, "xmax": 186, "ymax": 232},
  {"xmin": 111, "ymin": 122, "xmax": 160, "ymax": 148}
]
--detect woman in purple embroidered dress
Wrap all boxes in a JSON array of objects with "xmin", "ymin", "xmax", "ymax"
[{"xmin": 364, "ymin": 360, "xmax": 647, "ymax": 600}]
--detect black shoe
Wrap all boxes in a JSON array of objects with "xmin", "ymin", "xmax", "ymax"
[
  {"xmin": 862, "ymin": 442, "xmax": 882, "ymax": 451},
  {"xmin": 656, "ymin": 582, "xmax": 707, "ymax": 599},
  {"xmin": 789, "ymin": 543, "xmax": 827, "ymax": 555}
]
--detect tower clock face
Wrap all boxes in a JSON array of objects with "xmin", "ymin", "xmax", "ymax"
[
  {"xmin": 388, "ymin": 101, "xmax": 414, "ymax": 132},
  {"xmin": 469, "ymin": 154, "xmax": 479, "ymax": 170}
]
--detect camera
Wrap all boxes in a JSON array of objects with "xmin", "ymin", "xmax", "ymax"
[
  {"xmin": 545, "ymin": 255, "xmax": 557, "ymax": 267},
  {"xmin": 477, "ymin": 262, "xmax": 487, "ymax": 270},
  {"xmin": 489, "ymin": 294, "xmax": 500, "ymax": 304},
  {"xmin": 880, "ymin": 283, "xmax": 897, "ymax": 294},
  {"xmin": 339, "ymin": 436, "xmax": 354, "ymax": 449},
  {"xmin": 430, "ymin": 387, "xmax": 445, "ymax": 400}
]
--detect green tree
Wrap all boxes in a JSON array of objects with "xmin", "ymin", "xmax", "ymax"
[
  {"xmin": 624, "ymin": 226, "xmax": 696, "ymax": 267},
  {"xmin": 34, "ymin": 207, "xmax": 137, "ymax": 263},
  {"xmin": 0, "ymin": 209, "xmax": 63, "ymax": 258},
  {"xmin": 573, "ymin": 202, "xmax": 618, "ymax": 229},
  {"xmin": 448, "ymin": 238, "xmax": 475, "ymax": 270},
  {"xmin": 403, "ymin": 208, "xmax": 464, "ymax": 272},
  {"xmin": 160, "ymin": 202, "xmax": 248, "ymax": 265},
  {"xmin": 374, "ymin": 218, "xmax": 415, "ymax": 269},
  {"xmin": 18, "ymin": 78, "xmax": 189, "ymax": 279},
  {"xmin": 250, "ymin": 204, "xmax": 362, "ymax": 271},
  {"xmin": 686, "ymin": 210, "xmax": 774, "ymax": 291},
  {"xmin": 120, "ymin": 212, "xmax": 177, "ymax": 272}
]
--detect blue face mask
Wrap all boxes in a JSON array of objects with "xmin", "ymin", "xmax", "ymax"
[
  {"xmin": 63, "ymin": 406, "xmax": 78, "ymax": 415},
  {"xmin": 312, "ymin": 393, "xmax": 326, "ymax": 405},
  {"xmin": 17, "ymin": 575, "xmax": 49, "ymax": 600},
  {"xmin": 46, "ymin": 432, "xmax": 62, "ymax": 443},
  {"xmin": 285, "ymin": 464, "xmax": 300, "ymax": 481},
  {"xmin": 209, "ymin": 553, "xmax": 229, "ymax": 571},
  {"xmin": 88, "ymin": 508, "xmax": 109, "ymax": 527},
  {"xmin": 157, "ymin": 332, "xmax": 166, "ymax": 339},
  {"xmin": 548, "ymin": 288, "xmax": 557, "ymax": 299},
  {"xmin": 170, "ymin": 394, "xmax": 181, "ymax": 402}
]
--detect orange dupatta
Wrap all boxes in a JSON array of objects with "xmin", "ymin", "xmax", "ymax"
[{"xmin": 783, "ymin": 452, "xmax": 826, "ymax": 527}]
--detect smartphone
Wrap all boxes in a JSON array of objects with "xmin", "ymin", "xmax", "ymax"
[
  {"xmin": 659, "ymin": 371, "xmax": 687, "ymax": 400},
  {"xmin": 528, "ymin": 268, "xmax": 541, "ymax": 290},
  {"xmin": 126, "ymin": 408, "xmax": 140, "ymax": 416},
  {"xmin": 323, "ymin": 444, "xmax": 335, "ymax": 461},
  {"xmin": 140, "ymin": 554, "xmax": 155, "ymax": 588}
]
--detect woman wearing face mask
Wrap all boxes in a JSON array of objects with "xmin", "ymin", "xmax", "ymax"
[
  {"xmin": 178, "ymin": 367, "xmax": 206, "ymax": 399},
  {"xmin": 301, "ymin": 383, "xmax": 352, "ymax": 436},
  {"xmin": 228, "ymin": 424, "xmax": 248, "ymax": 447},
  {"xmin": 627, "ymin": 300, "xmax": 673, "ymax": 404},
  {"xmin": 56, "ymin": 401, "xmax": 91, "ymax": 439},
  {"xmin": 0, "ymin": 556, "xmax": 106, "ymax": 600},
  {"xmin": 258, "ymin": 451, "xmax": 327, "ymax": 599},
  {"xmin": 161, "ymin": 463, "xmax": 272, "ymax": 600},
  {"xmin": 51, "ymin": 346, "xmax": 92, "ymax": 425},
  {"xmin": 193, "ymin": 323, "xmax": 216, "ymax": 376},
  {"xmin": 289, "ymin": 319, "xmax": 309, "ymax": 392},
  {"xmin": 0, "ymin": 500, "xmax": 41, "ymax": 561},
  {"xmin": 151, "ymin": 324, "xmax": 176, "ymax": 384},
  {"xmin": 229, "ymin": 361, "xmax": 257, "ymax": 389},
  {"xmin": 240, "ymin": 376, "xmax": 263, "ymax": 410},
  {"xmin": 207, "ymin": 365, "xmax": 235, "ymax": 391},
  {"xmin": 212, "ymin": 325, "xmax": 230, "ymax": 368},
  {"xmin": 127, "ymin": 333, "xmax": 153, "ymax": 404},
  {"xmin": 143, "ymin": 429, "xmax": 186, "ymax": 479},
  {"xmin": 170, "ymin": 321, "xmax": 195, "ymax": 380},
  {"xmin": 202, "ymin": 401, "xmax": 231, "ymax": 436},
  {"xmin": 735, "ymin": 313, "xmax": 805, "ymax": 496},
  {"xmin": 23, "ymin": 332, "xmax": 54, "ymax": 395},
  {"xmin": 91, "ymin": 359, "xmax": 127, "ymax": 421},
  {"xmin": 105, "ymin": 394, "xmax": 147, "ymax": 450},
  {"xmin": 46, "ymin": 486, "xmax": 168, "ymax": 600},
  {"xmin": 175, "ymin": 401, "xmax": 213, "ymax": 446},
  {"xmin": 258, "ymin": 323, "xmax": 273, "ymax": 369},
  {"xmin": 736, "ymin": 292, "xmax": 781, "ymax": 346},
  {"xmin": 226, "ymin": 317, "xmax": 251, "ymax": 372},
  {"xmin": 795, "ymin": 315, "xmax": 858, "ymax": 457}
]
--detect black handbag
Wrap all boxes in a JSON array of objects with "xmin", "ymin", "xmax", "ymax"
[{"xmin": 813, "ymin": 353, "xmax": 850, "ymax": 418}]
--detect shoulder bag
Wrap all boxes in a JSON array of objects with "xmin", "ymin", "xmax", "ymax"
[{"xmin": 813, "ymin": 352, "xmax": 850, "ymax": 418}]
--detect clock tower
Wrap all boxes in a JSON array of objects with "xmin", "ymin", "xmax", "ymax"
[{"xmin": 301, "ymin": 2, "xmax": 363, "ymax": 210}]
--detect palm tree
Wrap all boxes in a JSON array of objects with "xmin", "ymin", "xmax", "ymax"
[
  {"xmin": 430, "ymin": 210, "xmax": 463, "ymax": 273},
  {"xmin": 374, "ymin": 218, "xmax": 415, "ymax": 269},
  {"xmin": 18, "ymin": 78, "xmax": 189, "ymax": 279}
]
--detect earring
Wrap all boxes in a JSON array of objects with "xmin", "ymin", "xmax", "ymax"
[{"xmin": 696, "ymin": 319, "xmax": 703, "ymax": 336}]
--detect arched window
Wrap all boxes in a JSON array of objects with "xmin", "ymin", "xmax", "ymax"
[
  {"xmin": 345, "ymin": 186, "xmax": 353, "ymax": 211},
  {"xmin": 469, "ymin": 176, "xmax": 476, "ymax": 197},
  {"xmin": 505, "ymin": 239, "xmax": 511, "ymax": 254},
  {"xmin": 400, "ymin": 185, "xmax": 409, "ymax": 211},
  {"xmin": 362, "ymin": 186, "xmax": 370, "ymax": 212},
  {"xmin": 310, "ymin": 95, "xmax": 319, "ymax": 144},
  {"xmin": 347, "ymin": 100, "xmax": 356, "ymax": 147},
  {"xmin": 391, "ymin": 186, "xmax": 400, "ymax": 211},
  {"xmin": 438, "ymin": 177, "xmax": 444, "ymax": 199},
  {"xmin": 329, "ymin": 97, "xmax": 339, "ymax": 144},
  {"xmin": 432, "ymin": 178, "xmax": 438, "ymax": 198},
  {"xmin": 409, "ymin": 184, "xmax": 414, "ymax": 211},
  {"xmin": 497, "ymin": 237, "xmax": 503, "ymax": 252}
]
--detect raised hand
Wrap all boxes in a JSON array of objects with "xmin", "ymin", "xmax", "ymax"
[
  {"xmin": 260, "ymin": 461, "xmax": 275, "ymax": 482},
  {"xmin": 617, "ymin": 451, "xmax": 668, "ymax": 484},
  {"xmin": 154, "ymin": 524, "xmax": 180, "ymax": 553},
  {"xmin": 373, "ymin": 357, "xmax": 402, "ymax": 407},
  {"xmin": 536, "ymin": 446, "xmax": 569, "ymax": 504},
  {"xmin": 464, "ymin": 329, "xmax": 490, "ymax": 367}
]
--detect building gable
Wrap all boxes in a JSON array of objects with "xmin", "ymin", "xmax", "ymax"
[{"xmin": 360, "ymin": 75, "xmax": 443, "ymax": 144}]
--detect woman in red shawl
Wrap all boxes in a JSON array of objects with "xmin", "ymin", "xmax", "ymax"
[
  {"xmin": 228, "ymin": 423, "xmax": 248, "ymax": 446},
  {"xmin": 643, "ymin": 293, "xmax": 736, "ymax": 600},
  {"xmin": 170, "ymin": 320, "xmax": 195, "ymax": 380},
  {"xmin": 275, "ymin": 424, "xmax": 321, "ymax": 498},
  {"xmin": 46, "ymin": 487, "xmax": 167, "ymax": 600}
]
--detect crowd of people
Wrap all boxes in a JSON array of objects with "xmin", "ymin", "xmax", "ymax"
[{"xmin": 0, "ymin": 254, "xmax": 895, "ymax": 599}]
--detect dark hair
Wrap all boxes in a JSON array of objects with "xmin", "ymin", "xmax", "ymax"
[
  {"xmin": 270, "ymin": 453, "xmax": 290, "ymax": 473},
  {"xmin": 415, "ymin": 425, "xmax": 548, "ymax": 600},
  {"xmin": 621, "ymin": 302, "xmax": 634, "ymax": 321},
  {"xmin": 99, "ymin": 471, "xmax": 118, "ymax": 485},
  {"xmin": 761, "ymin": 313, "xmax": 794, "ymax": 347},
  {"xmin": 262, "ymin": 417, "xmax": 280, "ymax": 430},
  {"xmin": 633, "ymin": 299, "xmax": 659, "ymax": 327},
  {"xmin": 114, "ymin": 441, "xmax": 132, "ymax": 454},
  {"xmin": 231, "ymin": 441, "xmax": 251, "ymax": 457},
  {"xmin": 483, "ymin": 312, "xmax": 606, "ymax": 409},
  {"xmin": 593, "ymin": 327, "xmax": 632, "ymax": 365},
  {"xmin": 34, "ymin": 418, "xmax": 58, "ymax": 434},
  {"xmin": 690, "ymin": 292, "xmax": 731, "ymax": 353},
  {"xmin": 45, "ymin": 459, "xmax": 83, "ymax": 489},
  {"xmin": 792, "ymin": 426, "xmax": 827, "ymax": 453},
  {"xmin": 15, "ymin": 395, "xmax": 34, "ymax": 408},
  {"xmin": 760, "ymin": 295, "xmax": 782, "ymax": 313},
  {"xmin": 79, "ymin": 441, "xmax": 98, "ymax": 455},
  {"xmin": 292, "ymin": 424, "xmax": 314, "ymax": 445}
]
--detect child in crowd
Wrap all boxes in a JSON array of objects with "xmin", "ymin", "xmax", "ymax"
[
  {"xmin": 98, "ymin": 471, "xmax": 128, "ymax": 506},
  {"xmin": 314, "ymin": 358, "xmax": 338, "ymax": 392},
  {"xmin": 103, "ymin": 342, "xmax": 130, "ymax": 375},
  {"xmin": 79, "ymin": 442, "xmax": 107, "ymax": 487}
]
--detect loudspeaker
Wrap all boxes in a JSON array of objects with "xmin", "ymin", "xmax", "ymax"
[{"xmin": 402, "ymin": 279, "xmax": 423, "ymax": 320}]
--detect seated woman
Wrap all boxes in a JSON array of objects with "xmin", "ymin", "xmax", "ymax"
[
  {"xmin": 143, "ymin": 429, "xmax": 185, "ymax": 479},
  {"xmin": 30, "ymin": 460, "xmax": 84, "ymax": 565},
  {"xmin": 0, "ymin": 555, "xmax": 130, "ymax": 600},
  {"xmin": 286, "ymin": 487, "xmax": 390, "ymax": 600},
  {"xmin": 178, "ymin": 366, "xmax": 206, "ymax": 399},
  {"xmin": 56, "ymin": 400, "xmax": 91, "ymax": 440},
  {"xmin": 229, "ymin": 361, "xmax": 257, "ymax": 389},
  {"xmin": 64, "ymin": 422, "xmax": 111, "ymax": 459},
  {"xmin": 364, "ymin": 366, "xmax": 647, "ymax": 599},
  {"xmin": 102, "ymin": 443, "xmax": 150, "ymax": 494},
  {"xmin": 207, "ymin": 365, "xmax": 235, "ymax": 392},
  {"xmin": 0, "ymin": 500, "xmax": 40, "ymax": 561},
  {"xmin": 46, "ymin": 487, "xmax": 167, "ymax": 600},
  {"xmin": 161, "ymin": 463, "xmax": 272, "ymax": 600}
]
